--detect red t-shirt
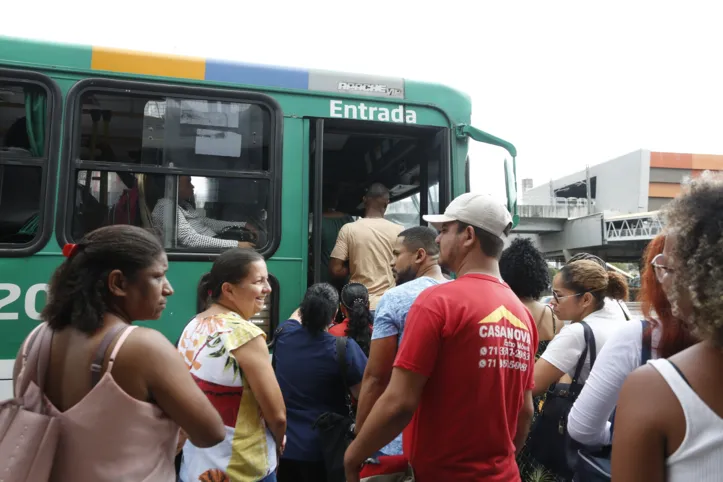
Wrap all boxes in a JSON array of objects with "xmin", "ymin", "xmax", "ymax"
[
  {"xmin": 328, "ymin": 318, "xmax": 373, "ymax": 337},
  {"xmin": 395, "ymin": 273, "xmax": 538, "ymax": 482}
]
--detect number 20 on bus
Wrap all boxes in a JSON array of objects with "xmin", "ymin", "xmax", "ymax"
[{"xmin": 0, "ymin": 283, "xmax": 48, "ymax": 321}]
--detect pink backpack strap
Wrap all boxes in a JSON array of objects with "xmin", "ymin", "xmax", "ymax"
[{"xmin": 90, "ymin": 324, "xmax": 136, "ymax": 388}]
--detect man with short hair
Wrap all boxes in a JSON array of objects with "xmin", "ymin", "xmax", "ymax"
[
  {"xmin": 344, "ymin": 193, "xmax": 538, "ymax": 482},
  {"xmin": 329, "ymin": 183, "xmax": 404, "ymax": 310},
  {"xmin": 354, "ymin": 226, "xmax": 448, "ymax": 456}
]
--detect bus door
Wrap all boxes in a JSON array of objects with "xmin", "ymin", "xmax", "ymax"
[{"xmin": 307, "ymin": 118, "xmax": 450, "ymax": 288}]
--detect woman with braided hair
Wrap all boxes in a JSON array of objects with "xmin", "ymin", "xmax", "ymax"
[{"xmin": 329, "ymin": 283, "xmax": 374, "ymax": 356}]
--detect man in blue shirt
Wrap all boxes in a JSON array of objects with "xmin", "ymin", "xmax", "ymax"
[{"xmin": 354, "ymin": 226, "xmax": 448, "ymax": 455}]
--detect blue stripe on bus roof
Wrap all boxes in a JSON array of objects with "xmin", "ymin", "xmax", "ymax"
[{"xmin": 204, "ymin": 58, "xmax": 309, "ymax": 90}]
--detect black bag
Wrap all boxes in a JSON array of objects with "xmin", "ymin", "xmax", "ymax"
[
  {"xmin": 313, "ymin": 336, "xmax": 356, "ymax": 482},
  {"xmin": 573, "ymin": 320, "xmax": 652, "ymax": 482},
  {"xmin": 526, "ymin": 321, "xmax": 596, "ymax": 478}
]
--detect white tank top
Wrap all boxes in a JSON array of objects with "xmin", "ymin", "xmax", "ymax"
[{"xmin": 649, "ymin": 358, "xmax": 723, "ymax": 481}]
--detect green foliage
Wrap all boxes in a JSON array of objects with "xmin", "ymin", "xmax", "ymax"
[{"xmin": 526, "ymin": 467, "xmax": 558, "ymax": 482}]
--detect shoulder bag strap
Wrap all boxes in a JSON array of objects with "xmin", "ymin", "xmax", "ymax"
[
  {"xmin": 270, "ymin": 323, "xmax": 286, "ymax": 371},
  {"xmin": 582, "ymin": 321, "xmax": 597, "ymax": 369},
  {"xmin": 640, "ymin": 320, "xmax": 652, "ymax": 364},
  {"xmin": 619, "ymin": 301, "xmax": 631, "ymax": 321},
  {"xmin": 15, "ymin": 323, "xmax": 48, "ymax": 398},
  {"xmin": 533, "ymin": 305, "xmax": 545, "ymax": 329},
  {"xmin": 546, "ymin": 305, "xmax": 557, "ymax": 333},
  {"xmin": 571, "ymin": 321, "xmax": 596, "ymax": 384},
  {"xmin": 90, "ymin": 323, "xmax": 129, "ymax": 388},
  {"xmin": 336, "ymin": 335, "xmax": 355, "ymax": 419},
  {"xmin": 336, "ymin": 335, "xmax": 349, "ymax": 393}
]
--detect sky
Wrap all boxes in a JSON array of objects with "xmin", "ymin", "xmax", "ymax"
[{"xmin": 5, "ymin": 0, "xmax": 723, "ymax": 199}]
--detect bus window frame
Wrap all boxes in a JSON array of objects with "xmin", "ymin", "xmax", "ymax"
[
  {"xmin": 0, "ymin": 68, "xmax": 61, "ymax": 257},
  {"xmin": 56, "ymin": 78, "xmax": 284, "ymax": 261}
]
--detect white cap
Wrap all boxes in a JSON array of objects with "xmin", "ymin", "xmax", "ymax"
[{"xmin": 423, "ymin": 192, "xmax": 513, "ymax": 239}]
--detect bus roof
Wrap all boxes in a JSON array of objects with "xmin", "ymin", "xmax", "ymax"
[{"xmin": 0, "ymin": 35, "xmax": 473, "ymax": 122}]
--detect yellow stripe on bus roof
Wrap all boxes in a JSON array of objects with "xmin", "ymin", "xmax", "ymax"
[{"xmin": 91, "ymin": 46, "xmax": 205, "ymax": 80}]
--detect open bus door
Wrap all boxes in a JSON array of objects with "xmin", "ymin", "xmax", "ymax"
[
  {"xmin": 457, "ymin": 124, "xmax": 519, "ymax": 228},
  {"xmin": 308, "ymin": 118, "xmax": 449, "ymax": 288}
]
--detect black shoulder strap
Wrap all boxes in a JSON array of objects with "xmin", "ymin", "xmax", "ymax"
[
  {"xmin": 619, "ymin": 301, "xmax": 631, "ymax": 321},
  {"xmin": 270, "ymin": 323, "xmax": 286, "ymax": 371},
  {"xmin": 336, "ymin": 335, "xmax": 349, "ymax": 393},
  {"xmin": 641, "ymin": 320, "xmax": 652, "ymax": 365},
  {"xmin": 90, "ymin": 323, "xmax": 128, "ymax": 388},
  {"xmin": 572, "ymin": 321, "xmax": 596, "ymax": 384},
  {"xmin": 546, "ymin": 305, "xmax": 557, "ymax": 333}
]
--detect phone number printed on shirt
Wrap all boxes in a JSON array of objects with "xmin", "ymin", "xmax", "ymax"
[{"xmin": 477, "ymin": 305, "xmax": 533, "ymax": 373}]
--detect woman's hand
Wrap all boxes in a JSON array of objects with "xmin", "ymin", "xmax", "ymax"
[
  {"xmin": 343, "ymin": 453, "xmax": 363, "ymax": 482},
  {"xmin": 238, "ymin": 241, "xmax": 255, "ymax": 249},
  {"xmin": 277, "ymin": 434, "xmax": 287, "ymax": 460}
]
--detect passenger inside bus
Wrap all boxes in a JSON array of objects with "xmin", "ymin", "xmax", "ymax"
[
  {"xmin": 0, "ymin": 115, "xmax": 42, "ymax": 243},
  {"xmin": 318, "ymin": 184, "xmax": 354, "ymax": 287},
  {"xmin": 150, "ymin": 175, "xmax": 258, "ymax": 250}
]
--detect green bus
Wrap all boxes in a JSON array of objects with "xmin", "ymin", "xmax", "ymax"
[{"xmin": 0, "ymin": 35, "xmax": 518, "ymax": 398}]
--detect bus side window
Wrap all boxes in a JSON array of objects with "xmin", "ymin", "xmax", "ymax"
[
  {"xmin": 65, "ymin": 86, "xmax": 279, "ymax": 254},
  {"xmin": 0, "ymin": 82, "xmax": 48, "ymax": 248}
]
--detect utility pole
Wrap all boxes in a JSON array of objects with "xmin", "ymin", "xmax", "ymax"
[{"xmin": 586, "ymin": 164, "xmax": 592, "ymax": 215}]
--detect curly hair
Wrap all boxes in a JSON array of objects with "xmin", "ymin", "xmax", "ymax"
[
  {"xmin": 500, "ymin": 238, "xmax": 550, "ymax": 299},
  {"xmin": 663, "ymin": 171, "xmax": 723, "ymax": 347},
  {"xmin": 639, "ymin": 234, "xmax": 696, "ymax": 358}
]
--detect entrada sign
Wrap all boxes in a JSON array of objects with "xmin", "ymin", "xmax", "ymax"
[{"xmin": 329, "ymin": 100, "xmax": 417, "ymax": 124}]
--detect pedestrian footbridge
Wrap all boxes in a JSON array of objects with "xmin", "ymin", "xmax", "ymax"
[{"xmin": 513, "ymin": 199, "xmax": 663, "ymax": 261}]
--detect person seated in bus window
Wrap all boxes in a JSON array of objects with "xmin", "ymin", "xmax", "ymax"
[{"xmin": 151, "ymin": 175, "xmax": 257, "ymax": 250}]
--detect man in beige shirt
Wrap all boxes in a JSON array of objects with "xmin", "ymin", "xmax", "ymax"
[{"xmin": 329, "ymin": 183, "xmax": 404, "ymax": 310}]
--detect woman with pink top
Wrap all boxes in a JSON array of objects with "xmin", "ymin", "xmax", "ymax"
[{"xmin": 13, "ymin": 225, "xmax": 225, "ymax": 481}]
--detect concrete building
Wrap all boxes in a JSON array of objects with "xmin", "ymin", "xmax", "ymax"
[
  {"xmin": 523, "ymin": 149, "xmax": 723, "ymax": 215},
  {"xmin": 516, "ymin": 149, "xmax": 723, "ymax": 261},
  {"xmin": 521, "ymin": 178, "xmax": 534, "ymax": 193}
]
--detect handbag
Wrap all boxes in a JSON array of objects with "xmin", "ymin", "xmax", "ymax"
[
  {"xmin": 573, "ymin": 320, "xmax": 652, "ymax": 482},
  {"xmin": 313, "ymin": 336, "xmax": 356, "ymax": 482},
  {"xmin": 0, "ymin": 323, "xmax": 60, "ymax": 482},
  {"xmin": 526, "ymin": 321, "xmax": 596, "ymax": 478}
]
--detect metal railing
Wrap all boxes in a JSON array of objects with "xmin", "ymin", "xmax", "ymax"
[{"xmin": 605, "ymin": 213, "xmax": 664, "ymax": 241}]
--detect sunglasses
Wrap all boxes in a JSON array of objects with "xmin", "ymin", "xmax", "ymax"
[
  {"xmin": 552, "ymin": 291, "xmax": 583, "ymax": 303},
  {"xmin": 650, "ymin": 253, "xmax": 674, "ymax": 283}
]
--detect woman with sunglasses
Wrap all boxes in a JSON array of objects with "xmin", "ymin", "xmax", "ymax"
[
  {"xmin": 532, "ymin": 259, "xmax": 630, "ymax": 397},
  {"xmin": 566, "ymin": 234, "xmax": 696, "ymax": 447}
]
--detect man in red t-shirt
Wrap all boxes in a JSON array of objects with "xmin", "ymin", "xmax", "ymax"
[{"xmin": 344, "ymin": 192, "xmax": 537, "ymax": 482}]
